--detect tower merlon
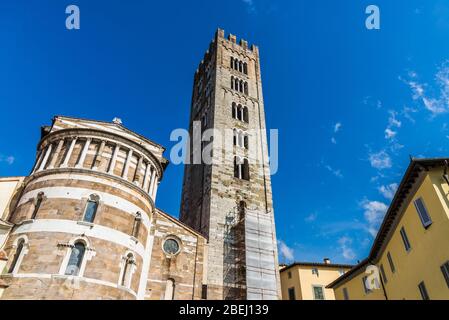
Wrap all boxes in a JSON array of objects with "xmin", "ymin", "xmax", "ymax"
[{"xmin": 215, "ymin": 28, "xmax": 258, "ymax": 54}]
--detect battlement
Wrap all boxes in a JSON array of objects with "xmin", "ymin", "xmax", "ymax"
[
  {"xmin": 195, "ymin": 28, "xmax": 258, "ymax": 76},
  {"xmin": 215, "ymin": 28, "xmax": 258, "ymax": 54}
]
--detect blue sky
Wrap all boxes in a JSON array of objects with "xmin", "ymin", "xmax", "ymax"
[{"xmin": 1, "ymin": 0, "xmax": 449, "ymax": 265}]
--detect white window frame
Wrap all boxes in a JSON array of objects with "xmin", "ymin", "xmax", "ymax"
[
  {"xmin": 82, "ymin": 194, "xmax": 100, "ymax": 223},
  {"xmin": 118, "ymin": 251, "xmax": 137, "ymax": 289},
  {"xmin": 59, "ymin": 237, "xmax": 95, "ymax": 277},
  {"xmin": 9, "ymin": 235, "xmax": 29, "ymax": 274},
  {"xmin": 312, "ymin": 285, "xmax": 325, "ymax": 300}
]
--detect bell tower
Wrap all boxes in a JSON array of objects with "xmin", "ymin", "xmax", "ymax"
[{"xmin": 180, "ymin": 29, "xmax": 281, "ymax": 300}]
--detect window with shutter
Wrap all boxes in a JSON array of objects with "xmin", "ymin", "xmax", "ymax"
[
  {"xmin": 440, "ymin": 261, "xmax": 449, "ymax": 288},
  {"xmin": 343, "ymin": 288, "xmax": 349, "ymax": 300},
  {"xmin": 414, "ymin": 198, "xmax": 432, "ymax": 228},
  {"xmin": 418, "ymin": 281, "xmax": 430, "ymax": 300},
  {"xmin": 387, "ymin": 252, "xmax": 395, "ymax": 273},
  {"xmin": 400, "ymin": 227, "xmax": 411, "ymax": 252}
]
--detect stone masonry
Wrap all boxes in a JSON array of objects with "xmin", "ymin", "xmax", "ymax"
[{"xmin": 180, "ymin": 29, "xmax": 281, "ymax": 300}]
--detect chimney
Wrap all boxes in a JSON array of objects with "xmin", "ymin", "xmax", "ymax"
[{"xmin": 323, "ymin": 258, "xmax": 331, "ymax": 265}]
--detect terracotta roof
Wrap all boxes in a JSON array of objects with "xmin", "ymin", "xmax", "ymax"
[{"xmin": 327, "ymin": 158, "xmax": 449, "ymax": 289}]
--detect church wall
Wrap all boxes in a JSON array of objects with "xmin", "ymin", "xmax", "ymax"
[
  {"xmin": 145, "ymin": 210, "xmax": 206, "ymax": 300},
  {"xmin": 0, "ymin": 117, "xmax": 170, "ymax": 300}
]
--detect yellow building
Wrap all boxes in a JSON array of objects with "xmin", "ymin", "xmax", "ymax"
[
  {"xmin": 280, "ymin": 259, "xmax": 353, "ymax": 300},
  {"xmin": 328, "ymin": 158, "xmax": 449, "ymax": 300}
]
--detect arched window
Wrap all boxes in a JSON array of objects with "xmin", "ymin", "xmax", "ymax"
[
  {"xmin": 244, "ymin": 135, "xmax": 249, "ymax": 150},
  {"xmin": 232, "ymin": 103, "xmax": 237, "ymax": 119},
  {"xmin": 230, "ymin": 57, "xmax": 234, "ymax": 69},
  {"xmin": 239, "ymin": 80, "xmax": 244, "ymax": 93},
  {"xmin": 235, "ymin": 78, "xmax": 239, "ymax": 91},
  {"xmin": 233, "ymin": 129, "xmax": 237, "ymax": 146},
  {"xmin": 237, "ymin": 105, "xmax": 243, "ymax": 121},
  {"xmin": 132, "ymin": 212, "xmax": 142, "ymax": 238},
  {"xmin": 243, "ymin": 63, "xmax": 248, "ymax": 75},
  {"xmin": 65, "ymin": 241, "xmax": 86, "ymax": 276},
  {"xmin": 164, "ymin": 278, "xmax": 175, "ymax": 300},
  {"xmin": 234, "ymin": 59, "xmax": 238, "ymax": 71},
  {"xmin": 231, "ymin": 76, "xmax": 234, "ymax": 90},
  {"xmin": 31, "ymin": 192, "xmax": 44, "ymax": 220},
  {"xmin": 244, "ymin": 82, "xmax": 248, "ymax": 95},
  {"xmin": 243, "ymin": 158, "xmax": 250, "ymax": 181},
  {"xmin": 120, "ymin": 252, "xmax": 135, "ymax": 288},
  {"xmin": 243, "ymin": 107, "xmax": 249, "ymax": 123},
  {"xmin": 234, "ymin": 156, "xmax": 242, "ymax": 179},
  {"xmin": 83, "ymin": 194, "xmax": 99, "ymax": 223},
  {"xmin": 8, "ymin": 238, "xmax": 26, "ymax": 273},
  {"xmin": 234, "ymin": 157, "xmax": 250, "ymax": 181},
  {"xmin": 239, "ymin": 61, "xmax": 243, "ymax": 73},
  {"xmin": 238, "ymin": 131, "xmax": 244, "ymax": 148}
]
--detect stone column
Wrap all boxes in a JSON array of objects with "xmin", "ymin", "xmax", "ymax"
[
  {"xmin": 149, "ymin": 172, "xmax": 158, "ymax": 197},
  {"xmin": 92, "ymin": 140, "xmax": 106, "ymax": 171},
  {"xmin": 148, "ymin": 168, "xmax": 156, "ymax": 194},
  {"xmin": 76, "ymin": 138, "xmax": 91, "ymax": 168},
  {"xmin": 122, "ymin": 149, "xmax": 133, "ymax": 179},
  {"xmin": 61, "ymin": 137, "xmax": 77, "ymax": 168},
  {"xmin": 47, "ymin": 139, "xmax": 65, "ymax": 169},
  {"xmin": 142, "ymin": 162, "xmax": 150, "ymax": 190},
  {"xmin": 37, "ymin": 144, "xmax": 53, "ymax": 172},
  {"xmin": 31, "ymin": 150, "xmax": 44, "ymax": 174},
  {"xmin": 108, "ymin": 144, "xmax": 120, "ymax": 174},
  {"xmin": 133, "ymin": 155, "xmax": 143, "ymax": 185},
  {"xmin": 151, "ymin": 180, "xmax": 159, "ymax": 202}
]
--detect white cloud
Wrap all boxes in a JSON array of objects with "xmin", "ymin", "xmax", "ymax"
[
  {"xmin": 334, "ymin": 122, "xmax": 342, "ymax": 133},
  {"xmin": 384, "ymin": 128, "xmax": 397, "ymax": 140},
  {"xmin": 338, "ymin": 237, "xmax": 356, "ymax": 260},
  {"xmin": 278, "ymin": 240, "xmax": 294, "ymax": 262},
  {"xmin": 401, "ymin": 106, "xmax": 418, "ymax": 123},
  {"xmin": 242, "ymin": 0, "xmax": 256, "ymax": 12},
  {"xmin": 403, "ymin": 61, "xmax": 449, "ymax": 116},
  {"xmin": 331, "ymin": 122, "xmax": 342, "ymax": 145},
  {"xmin": 304, "ymin": 212, "xmax": 317, "ymax": 223},
  {"xmin": 319, "ymin": 221, "xmax": 368, "ymax": 236},
  {"xmin": 0, "ymin": 155, "xmax": 15, "ymax": 165},
  {"xmin": 388, "ymin": 111, "xmax": 402, "ymax": 128},
  {"xmin": 363, "ymin": 96, "xmax": 382, "ymax": 109},
  {"xmin": 378, "ymin": 183, "xmax": 398, "ymax": 200},
  {"xmin": 384, "ymin": 110, "xmax": 401, "ymax": 141},
  {"xmin": 368, "ymin": 150, "xmax": 392, "ymax": 169},
  {"xmin": 361, "ymin": 200, "xmax": 388, "ymax": 237},
  {"xmin": 325, "ymin": 165, "xmax": 343, "ymax": 179}
]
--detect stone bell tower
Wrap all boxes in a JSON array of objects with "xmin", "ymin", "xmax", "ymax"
[{"xmin": 180, "ymin": 29, "xmax": 281, "ymax": 300}]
